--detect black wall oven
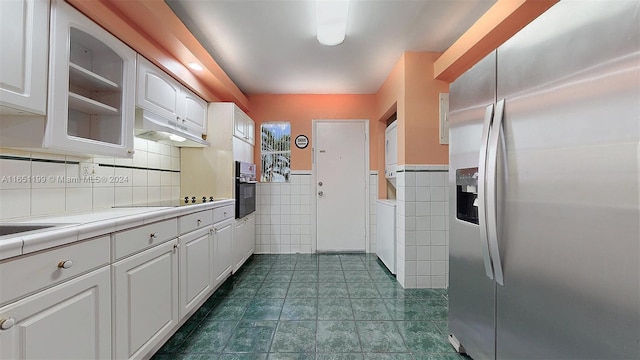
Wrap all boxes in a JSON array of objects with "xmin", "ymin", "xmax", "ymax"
[{"xmin": 235, "ymin": 161, "xmax": 257, "ymax": 219}]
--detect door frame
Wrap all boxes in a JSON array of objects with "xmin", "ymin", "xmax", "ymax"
[{"xmin": 311, "ymin": 119, "xmax": 370, "ymax": 253}]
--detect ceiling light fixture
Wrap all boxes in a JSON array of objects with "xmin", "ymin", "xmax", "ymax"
[
  {"xmin": 316, "ymin": 0, "xmax": 349, "ymax": 46},
  {"xmin": 187, "ymin": 62, "xmax": 203, "ymax": 71}
]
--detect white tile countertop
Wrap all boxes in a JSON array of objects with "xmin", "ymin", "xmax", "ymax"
[{"xmin": 0, "ymin": 199, "xmax": 234, "ymax": 260}]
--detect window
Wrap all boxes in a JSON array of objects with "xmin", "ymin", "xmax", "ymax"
[{"xmin": 261, "ymin": 122, "xmax": 291, "ymax": 182}]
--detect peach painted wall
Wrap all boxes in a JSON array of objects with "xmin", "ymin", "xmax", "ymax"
[
  {"xmin": 246, "ymin": 94, "xmax": 377, "ymax": 175},
  {"xmin": 372, "ymin": 52, "xmax": 449, "ymax": 198},
  {"xmin": 374, "ymin": 54, "xmax": 405, "ymax": 199},
  {"xmin": 403, "ymin": 52, "xmax": 449, "ymax": 165}
]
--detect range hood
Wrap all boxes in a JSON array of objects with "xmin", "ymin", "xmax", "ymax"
[{"xmin": 134, "ymin": 108, "xmax": 209, "ymax": 147}]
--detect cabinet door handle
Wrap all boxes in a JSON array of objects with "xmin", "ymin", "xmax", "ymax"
[
  {"xmin": 174, "ymin": 243, "xmax": 180, "ymax": 249},
  {"xmin": 0, "ymin": 318, "xmax": 16, "ymax": 330},
  {"xmin": 150, "ymin": 232, "xmax": 157, "ymax": 239},
  {"xmin": 57, "ymin": 260, "xmax": 73, "ymax": 269}
]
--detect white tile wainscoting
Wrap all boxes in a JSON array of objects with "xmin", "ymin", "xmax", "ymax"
[
  {"xmin": 255, "ymin": 171, "xmax": 314, "ymax": 254},
  {"xmin": 395, "ymin": 164, "xmax": 450, "ymax": 289},
  {"xmin": 255, "ymin": 170, "xmax": 380, "ymax": 255},
  {"xmin": 0, "ymin": 138, "xmax": 180, "ymax": 220}
]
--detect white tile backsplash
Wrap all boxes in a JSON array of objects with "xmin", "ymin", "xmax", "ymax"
[
  {"xmin": 0, "ymin": 189, "xmax": 30, "ymax": 218},
  {"xmin": 0, "ymin": 159, "xmax": 31, "ymax": 190},
  {"xmin": 66, "ymin": 187, "xmax": 92, "ymax": 213},
  {"xmin": 0, "ymin": 138, "xmax": 181, "ymax": 220}
]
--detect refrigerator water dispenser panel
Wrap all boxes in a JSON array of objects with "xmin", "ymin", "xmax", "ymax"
[{"xmin": 456, "ymin": 167, "xmax": 479, "ymax": 224}]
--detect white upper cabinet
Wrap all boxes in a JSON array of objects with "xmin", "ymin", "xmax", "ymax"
[
  {"xmin": 45, "ymin": 0, "xmax": 136, "ymax": 157},
  {"xmin": 233, "ymin": 105, "xmax": 255, "ymax": 145},
  {"xmin": 183, "ymin": 91, "xmax": 207, "ymax": 134},
  {"xmin": 0, "ymin": 0, "xmax": 49, "ymax": 115},
  {"xmin": 136, "ymin": 55, "xmax": 207, "ymax": 137},
  {"xmin": 136, "ymin": 57, "xmax": 181, "ymax": 122}
]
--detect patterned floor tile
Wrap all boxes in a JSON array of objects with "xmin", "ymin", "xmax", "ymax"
[
  {"xmin": 223, "ymin": 320, "xmax": 277, "ymax": 353},
  {"xmin": 356, "ymin": 321, "xmax": 408, "ymax": 353},
  {"xmin": 270, "ymin": 321, "xmax": 316, "ymax": 353},
  {"xmin": 286, "ymin": 282, "xmax": 318, "ymax": 298},
  {"xmin": 318, "ymin": 282, "xmax": 350, "ymax": 298},
  {"xmin": 316, "ymin": 321, "xmax": 361, "ymax": 353},
  {"xmin": 395, "ymin": 320, "xmax": 454, "ymax": 353},
  {"xmin": 256, "ymin": 282, "xmax": 290, "ymax": 298},
  {"xmin": 243, "ymin": 299, "xmax": 285, "ymax": 320},
  {"xmin": 318, "ymin": 298, "xmax": 354, "ymax": 320},
  {"xmin": 280, "ymin": 298, "xmax": 318, "ymax": 320},
  {"xmin": 346, "ymin": 282, "xmax": 382, "ymax": 298},
  {"xmin": 351, "ymin": 299, "xmax": 392, "ymax": 320},
  {"xmin": 267, "ymin": 353, "xmax": 315, "ymax": 360},
  {"xmin": 316, "ymin": 354, "xmax": 364, "ymax": 360},
  {"xmin": 152, "ymin": 254, "xmax": 453, "ymax": 360},
  {"xmin": 176, "ymin": 320, "xmax": 237, "ymax": 354},
  {"xmin": 219, "ymin": 354, "xmax": 268, "ymax": 360}
]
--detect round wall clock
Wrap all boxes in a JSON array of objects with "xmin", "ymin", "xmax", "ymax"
[{"xmin": 295, "ymin": 135, "xmax": 309, "ymax": 149}]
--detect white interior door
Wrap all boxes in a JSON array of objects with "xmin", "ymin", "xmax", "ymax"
[{"xmin": 315, "ymin": 120, "xmax": 368, "ymax": 252}]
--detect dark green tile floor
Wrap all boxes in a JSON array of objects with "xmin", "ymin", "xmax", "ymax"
[{"xmin": 152, "ymin": 253, "xmax": 468, "ymax": 360}]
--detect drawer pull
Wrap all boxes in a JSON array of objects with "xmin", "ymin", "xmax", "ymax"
[
  {"xmin": 0, "ymin": 318, "xmax": 16, "ymax": 330},
  {"xmin": 224, "ymin": 212, "xmax": 228, "ymax": 217},
  {"xmin": 58, "ymin": 260, "xmax": 73, "ymax": 269},
  {"xmin": 197, "ymin": 219, "xmax": 202, "ymax": 225},
  {"xmin": 150, "ymin": 232, "xmax": 157, "ymax": 239},
  {"xmin": 173, "ymin": 243, "xmax": 180, "ymax": 249}
]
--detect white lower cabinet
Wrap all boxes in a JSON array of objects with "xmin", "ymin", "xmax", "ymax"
[
  {"xmin": 112, "ymin": 239, "xmax": 179, "ymax": 360},
  {"xmin": 214, "ymin": 219, "xmax": 233, "ymax": 286},
  {"xmin": 178, "ymin": 227, "xmax": 213, "ymax": 320},
  {"xmin": 0, "ymin": 203, "xmax": 239, "ymax": 360},
  {"xmin": 0, "ymin": 267, "xmax": 111, "ymax": 359},
  {"xmin": 233, "ymin": 214, "xmax": 255, "ymax": 272}
]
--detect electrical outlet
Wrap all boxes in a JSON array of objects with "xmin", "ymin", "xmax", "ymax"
[{"xmin": 79, "ymin": 161, "xmax": 97, "ymax": 177}]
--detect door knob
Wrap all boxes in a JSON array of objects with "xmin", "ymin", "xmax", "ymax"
[{"xmin": 318, "ymin": 191, "xmax": 324, "ymax": 197}]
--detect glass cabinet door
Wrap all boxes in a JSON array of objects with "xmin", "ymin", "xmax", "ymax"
[{"xmin": 46, "ymin": 0, "xmax": 135, "ymax": 157}]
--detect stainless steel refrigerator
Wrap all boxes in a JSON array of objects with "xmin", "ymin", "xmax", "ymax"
[{"xmin": 448, "ymin": 1, "xmax": 640, "ymax": 359}]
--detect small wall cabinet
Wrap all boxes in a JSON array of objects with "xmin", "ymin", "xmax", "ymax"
[
  {"xmin": 45, "ymin": 0, "xmax": 136, "ymax": 157},
  {"xmin": 136, "ymin": 55, "xmax": 207, "ymax": 138},
  {"xmin": 0, "ymin": 0, "xmax": 49, "ymax": 115},
  {"xmin": 233, "ymin": 105, "xmax": 255, "ymax": 145}
]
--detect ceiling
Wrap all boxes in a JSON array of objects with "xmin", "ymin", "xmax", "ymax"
[{"xmin": 166, "ymin": 0, "xmax": 496, "ymax": 95}]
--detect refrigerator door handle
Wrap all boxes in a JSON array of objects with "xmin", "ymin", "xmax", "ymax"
[
  {"xmin": 477, "ymin": 103, "xmax": 495, "ymax": 280},
  {"xmin": 486, "ymin": 99, "xmax": 506, "ymax": 286}
]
